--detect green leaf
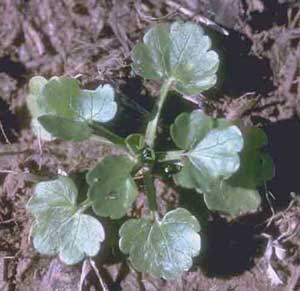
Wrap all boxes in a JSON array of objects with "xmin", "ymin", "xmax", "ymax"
[
  {"xmin": 172, "ymin": 114, "xmax": 274, "ymax": 216},
  {"xmin": 174, "ymin": 160, "xmax": 212, "ymax": 192},
  {"xmin": 119, "ymin": 208, "xmax": 201, "ymax": 279},
  {"xmin": 27, "ymin": 76, "xmax": 48, "ymax": 117},
  {"xmin": 27, "ymin": 76, "xmax": 118, "ymax": 141},
  {"xmin": 170, "ymin": 110, "xmax": 213, "ymax": 150},
  {"xmin": 125, "ymin": 134, "xmax": 145, "ymax": 154},
  {"xmin": 230, "ymin": 127, "xmax": 274, "ymax": 189},
  {"xmin": 27, "ymin": 176, "xmax": 105, "ymax": 265},
  {"xmin": 172, "ymin": 116, "xmax": 244, "ymax": 193},
  {"xmin": 132, "ymin": 24, "xmax": 170, "ymax": 80},
  {"xmin": 132, "ymin": 21, "xmax": 219, "ymax": 95},
  {"xmin": 38, "ymin": 115, "xmax": 92, "ymax": 141},
  {"xmin": 202, "ymin": 126, "xmax": 273, "ymax": 216},
  {"xmin": 40, "ymin": 77, "xmax": 117, "ymax": 122},
  {"xmin": 39, "ymin": 76, "xmax": 80, "ymax": 118},
  {"xmin": 31, "ymin": 118, "xmax": 53, "ymax": 141},
  {"xmin": 188, "ymin": 125, "xmax": 244, "ymax": 180},
  {"xmin": 87, "ymin": 155, "xmax": 138, "ymax": 219},
  {"xmin": 74, "ymin": 84, "xmax": 117, "ymax": 123},
  {"xmin": 27, "ymin": 76, "xmax": 54, "ymax": 141},
  {"xmin": 204, "ymin": 181, "xmax": 261, "ymax": 216}
]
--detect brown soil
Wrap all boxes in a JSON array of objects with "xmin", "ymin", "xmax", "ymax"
[{"xmin": 1, "ymin": 0, "xmax": 300, "ymax": 290}]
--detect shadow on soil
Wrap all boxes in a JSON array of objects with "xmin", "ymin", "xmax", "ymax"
[
  {"xmin": 210, "ymin": 28, "xmax": 274, "ymax": 98},
  {"xmin": 0, "ymin": 56, "xmax": 26, "ymax": 79},
  {"xmin": 264, "ymin": 118, "xmax": 300, "ymax": 209},
  {"xmin": 244, "ymin": 0, "xmax": 289, "ymax": 32},
  {"xmin": 0, "ymin": 98, "xmax": 20, "ymax": 143}
]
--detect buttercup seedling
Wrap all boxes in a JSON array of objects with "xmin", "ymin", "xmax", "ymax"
[{"xmin": 26, "ymin": 21, "xmax": 274, "ymax": 279}]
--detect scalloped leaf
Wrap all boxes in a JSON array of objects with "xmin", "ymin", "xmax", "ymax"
[
  {"xmin": 27, "ymin": 176, "xmax": 105, "ymax": 265},
  {"xmin": 119, "ymin": 208, "xmax": 201, "ymax": 279},
  {"xmin": 87, "ymin": 155, "xmax": 138, "ymax": 219},
  {"xmin": 171, "ymin": 110, "xmax": 274, "ymax": 216},
  {"xmin": 173, "ymin": 125, "xmax": 244, "ymax": 193},
  {"xmin": 132, "ymin": 21, "xmax": 219, "ymax": 95},
  {"xmin": 202, "ymin": 127, "xmax": 273, "ymax": 216},
  {"xmin": 187, "ymin": 125, "xmax": 244, "ymax": 180},
  {"xmin": 204, "ymin": 181, "xmax": 261, "ymax": 216},
  {"xmin": 27, "ymin": 76, "xmax": 117, "ymax": 141}
]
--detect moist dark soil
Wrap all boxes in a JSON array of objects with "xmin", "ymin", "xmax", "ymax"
[{"xmin": 1, "ymin": 0, "xmax": 300, "ymax": 290}]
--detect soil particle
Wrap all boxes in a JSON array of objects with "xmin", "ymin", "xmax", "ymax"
[{"xmin": 17, "ymin": 258, "xmax": 81, "ymax": 291}]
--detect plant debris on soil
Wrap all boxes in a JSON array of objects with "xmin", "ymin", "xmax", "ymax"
[{"xmin": 1, "ymin": 0, "xmax": 300, "ymax": 290}]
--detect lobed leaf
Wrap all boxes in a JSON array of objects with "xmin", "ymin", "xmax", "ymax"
[
  {"xmin": 202, "ymin": 126, "xmax": 273, "ymax": 216},
  {"xmin": 87, "ymin": 155, "xmax": 138, "ymax": 219},
  {"xmin": 119, "ymin": 208, "xmax": 201, "ymax": 279},
  {"xmin": 27, "ymin": 76, "xmax": 117, "ymax": 141},
  {"xmin": 187, "ymin": 125, "xmax": 243, "ymax": 180},
  {"xmin": 204, "ymin": 181, "xmax": 261, "ymax": 216},
  {"xmin": 132, "ymin": 21, "xmax": 219, "ymax": 95},
  {"xmin": 27, "ymin": 176, "xmax": 105, "ymax": 265},
  {"xmin": 171, "ymin": 110, "xmax": 274, "ymax": 217}
]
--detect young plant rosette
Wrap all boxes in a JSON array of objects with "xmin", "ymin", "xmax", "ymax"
[{"xmin": 26, "ymin": 21, "xmax": 274, "ymax": 279}]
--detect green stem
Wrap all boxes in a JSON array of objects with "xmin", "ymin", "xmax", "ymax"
[
  {"xmin": 89, "ymin": 122, "xmax": 126, "ymax": 147},
  {"xmin": 91, "ymin": 134, "xmax": 137, "ymax": 162},
  {"xmin": 157, "ymin": 150, "xmax": 185, "ymax": 162},
  {"xmin": 79, "ymin": 198, "xmax": 93, "ymax": 212},
  {"xmin": 143, "ymin": 168, "xmax": 157, "ymax": 212},
  {"xmin": 144, "ymin": 79, "xmax": 173, "ymax": 148}
]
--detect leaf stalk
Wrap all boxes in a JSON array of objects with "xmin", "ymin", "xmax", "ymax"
[
  {"xmin": 143, "ymin": 167, "xmax": 157, "ymax": 212},
  {"xmin": 144, "ymin": 78, "xmax": 173, "ymax": 148},
  {"xmin": 89, "ymin": 122, "xmax": 126, "ymax": 147},
  {"xmin": 157, "ymin": 150, "xmax": 185, "ymax": 162},
  {"xmin": 78, "ymin": 198, "xmax": 93, "ymax": 212}
]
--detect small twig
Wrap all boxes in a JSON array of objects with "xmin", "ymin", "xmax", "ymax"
[
  {"xmin": 37, "ymin": 127, "xmax": 43, "ymax": 170},
  {"xmin": 22, "ymin": 20, "xmax": 45, "ymax": 55},
  {"xmin": 0, "ymin": 170, "xmax": 20, "ymax": 174},
  {"xmin": 0, "ymin": 169, "xmax": 48, "ymax": 182},
  {"xmin": 287, "ymin": 265, "xmax": 300, "ymax": 291},
  {"xmin": 0, "ymin": 218, "xmax": 15, "ymax": 225},
  {"xmin": 89, "ymin": 258, "xmax": 108, "ymax": 291},
  {"xmin": 288, "ymin": 8, "xmax": 300, "ymax": 29},
  {"xmin": 79, "ymin": 259, "xmax": 90, "ymax": 291},
  {"xmin": 266, "ymin": 197, "xmax": 296, "ymax": 227},
  {"xmin": 226, "ymin": 92, "xmax": 258, "ymax": 120},
  {"xmin": 165, "ymin": 0, "xmax": 229, "ymax": 36},
  {"xmin": 0, "ymin": 120, "xmax": 11, "ymax": 144},
  {"xmin": 264, "ymin": 188, "xmax": 276, "ymax": 223}
]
